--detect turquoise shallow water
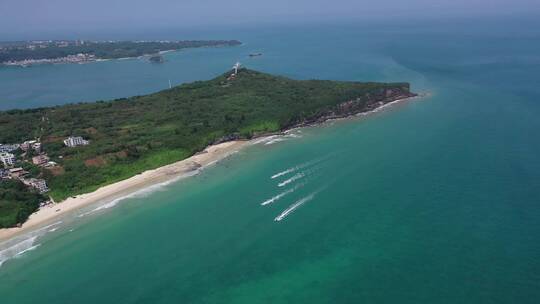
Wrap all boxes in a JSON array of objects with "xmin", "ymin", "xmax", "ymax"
[{"xmin": 1, "ymin": 19, "xmax": 540, "ymax": 303}]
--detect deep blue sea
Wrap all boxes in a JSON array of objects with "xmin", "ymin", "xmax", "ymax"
[{"xmin": 1, "ymin": 17, "xmax": 540, "ymax": 303}]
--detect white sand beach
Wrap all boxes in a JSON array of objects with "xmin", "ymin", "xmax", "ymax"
[{"xmin": 0, "ymin": 140, "xmax": 248, "ymax": 242}]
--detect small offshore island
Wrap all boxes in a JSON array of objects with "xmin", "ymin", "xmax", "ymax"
[
  {"xmin": 0, "ymin": 68, "xmax": 415, "ymax": 232},
  {"xmin": 0, "ymin": 40, "xmax": 241, "ymax": 67}
]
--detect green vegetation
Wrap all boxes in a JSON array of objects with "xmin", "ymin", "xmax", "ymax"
[
  {"xmin": 0, "ymin": 180, "xmax": 45, "ymax": 228},
  {"xmin": 0, "ymin": 69, "xmax": 413, "ymax": 203},
  {"xmin": 0, "ymin": 40, "xmax": 241, "ymax": 62}
]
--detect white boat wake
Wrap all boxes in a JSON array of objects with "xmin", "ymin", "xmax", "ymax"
[
  {"xmin": 261, "ymin": 183, "xmax": 304, "ymax": 206},
  {"xmin": 270, "ymin": 154, "xmax": 333, "ymax": 180},
  {"xmin": 274, "ymin": 192, "xmax": 317, "ymax": 222},
  {"xmin": 271, "ymin": 167, "xmax": 296, "ymax": 179},
  {"xmin": 278, "ymin": 172, "xmax": 305, "ymax": 187}
]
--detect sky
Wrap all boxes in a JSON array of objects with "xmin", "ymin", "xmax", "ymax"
[{"xmin": 0, "ymin": 0, "xmax": 538, "ymax": 39}]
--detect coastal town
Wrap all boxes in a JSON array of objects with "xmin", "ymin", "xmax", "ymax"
[
  {"xmin": 2, "ymin": 53, "xmax": 97, "ymax": 67},
  {"xmin": 0, "ymin": 40, "xmax": 96, "ymax": 67},
  {"xmin": 0, "ymin": 39, "xmax": 242, "ymax": 67},
  {"xmin": 0, "ymin": 136, "xmax": 90, "ymax": 202}
]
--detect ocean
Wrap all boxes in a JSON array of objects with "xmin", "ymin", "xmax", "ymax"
[{"xmin": 1, "ymin": 17, "xmax": 540, "ymax": 303}]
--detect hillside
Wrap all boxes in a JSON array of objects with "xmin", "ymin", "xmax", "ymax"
[{"xmin": 0, "ymin": 69, "xmax": 415, "ymax": 202}]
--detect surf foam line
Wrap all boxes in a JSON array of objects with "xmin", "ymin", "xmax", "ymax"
[
  {"xmin": 274, "ymin": 192, "xmax": 317, "ymax": 222},
  {"xmin": 77, "ymin": 169, "xmax": 203, "ymax": 218},
  {"xmin": 251, "ymin": 131, "xmax": 303, "ymax": 146},
  {"xmin": 0, "ymin": 236, "xmax": 39, "ymax": 268},
  {"xmin": 0, "ymin": 221, "xmax": 62, "ymax": 269},
  {"xmin": 261, "ymin": 183, "xmax": 305, "ymax": 206}
]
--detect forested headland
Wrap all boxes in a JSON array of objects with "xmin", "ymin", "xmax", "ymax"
[{"xmin": 0, "ymin": 69, "xmax": 415, "ymax": 225}]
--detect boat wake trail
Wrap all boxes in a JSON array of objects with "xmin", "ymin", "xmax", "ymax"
[
  {"xmin": 278, "ymin": 172, "xmax": 305, "ymax": 187},
  {"xmin": 274, "ymin": 192, "xmax": 317, "ymax": 222},
  {"xmin": 271, "ymin": 167, "xmax": 296, "ymax": 179},
  {"xmin": 270, "ymin": 155, "xmax": 332, "ymax": 180},
  {"xmin": 261, "ymin": 183, "xmax": 304, "ymax": 206}
]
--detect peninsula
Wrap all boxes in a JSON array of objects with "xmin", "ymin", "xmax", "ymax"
[
  {"xmin": 0, "ymin": 68, "xmax": 415, "ymax": 230},
  {"xmin": 0, "ymin": 40, "xmax": 241, "ymax": 67}
]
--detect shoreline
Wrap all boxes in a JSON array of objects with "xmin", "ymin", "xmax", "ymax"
[
  {"xmin": 0, "ymin": 141, "xmax": 247, "ymax": 242},
  {"xmin": 1, "ymin": 43, "xmax": 241, "ymax": 68},
  {"xmin": 0, "ymin": 93, "xmax": 422, "ymax": 244}
]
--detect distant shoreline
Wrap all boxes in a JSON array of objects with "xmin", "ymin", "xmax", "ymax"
[
  {"xmin": 1, "ymin": 47, "xmax": 203, "ymax": 67},
  {"xmin": 0, "ymin": 93, "xmax": 421, "ymax": 244},
  {"xmin": 0, "ymin": 40, "xmax": 241, "ymax": 67}
]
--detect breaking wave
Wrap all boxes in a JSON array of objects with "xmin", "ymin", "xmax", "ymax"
[
  {"xmin": 0, "ymin": 221, "xmax": 62, "ymax": 269},
  {"xmin": 251, "ymin": 135, "xmax": 280, "ymax": 145},
  {"xmin": 0, "ymin": 237, "xmax": 39, "ymax": 267},
  {"xmin": 78, "ymin": 170, "xmax": 203, "ymax": 218},
  {"xmin": 252, "ymin": 132, "xmax": 303, "ymax": 146},
  {"xmin": 274, "ymin": 192, "xmax": 317, "ymax": 222}
]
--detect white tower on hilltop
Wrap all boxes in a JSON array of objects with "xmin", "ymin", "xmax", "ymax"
[{"xmin": 233, "ymin": 62, "xmax": 241, "ymax": 75}]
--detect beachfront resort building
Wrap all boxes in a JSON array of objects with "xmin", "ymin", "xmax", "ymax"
[
  {"xmin": 22, "ymin": 178, "xmax": 49, "ymax": 193},
  {"xmin": 64, "ymin": 136, "xmax": 89, "ymax": 147},
  {"xmin": 0, "ymin": 152, "xmax": 16, "ymax": 167}
]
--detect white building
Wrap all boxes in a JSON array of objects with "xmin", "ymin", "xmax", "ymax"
[
  {"xmin": 20, "ymin": 140, "xmax": 41, "ymax": 153},
  {"xmin": 23, "ymin": 178, "xmax": 49, "ymax": 193},
  {"xmin": 0, "ymin": 152, "xmax": 16, "ymax": 167},
  {"xmin": 0, "ymin": 144, "xmax": 19, "ymax": 153},
  {"xmin": 64, "ymin": 136, "xmax": 89, "ymax": 147}
]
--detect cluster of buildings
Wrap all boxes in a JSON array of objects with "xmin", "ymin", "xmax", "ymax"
[
  {"xmin": 0, "ymin": 40, "xmax": 87, "ymax": 51},
  {"xmin": 0, "ymin": 136, "xmax": 89, "ymax": 194},
  {"xmin": 3, "ymin": 53, "xmax": 97, "ymax": 67},
  {"xmin": 0, "ymin": 167, "xmax": 50, "ymax": 194},
  {"xmin": 0, "ymin": 140, "xmax": 50, "ymax": 193},
  {"xmin": 0, "ymin": 136, "xmax": 89, "ymax": 193}
]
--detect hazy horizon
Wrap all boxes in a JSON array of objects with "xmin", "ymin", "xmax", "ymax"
[{"xmin": 1, "ymin": 0, "xmax": 539, "ymax": 40}]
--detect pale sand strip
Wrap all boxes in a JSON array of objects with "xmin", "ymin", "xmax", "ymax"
[{"xmin": 0, "ymin": 140, "xmax": 248, "ymax": 242}]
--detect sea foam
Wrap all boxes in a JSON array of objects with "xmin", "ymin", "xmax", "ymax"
[
  {"xmin": 78, "ymin": 169, "xmax": 203, "ymax": 218},
  {"xmin": 0, "ymin": 221, "xmax": 62, "ymax": 268}
]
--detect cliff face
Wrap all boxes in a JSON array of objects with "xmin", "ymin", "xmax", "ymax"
[
  {"xmin": 286, "ymin": 85, "xmax": 416, "ymax": 128},
  {"xmin": 335, "ymin": 86, "xmax": 415, "ymax": 115},
  {"xmin": 213, "ymin": 85, "xmax": 416, "ymax": 144}
]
